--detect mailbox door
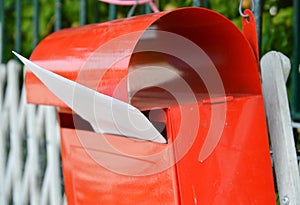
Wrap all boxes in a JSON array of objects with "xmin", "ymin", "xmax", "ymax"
[
  {"xmin": 170, "ymin": 96, "xmax": 276, "ymax": 204},
  {"xmin": 58, "ymin": 109, "xmax": 180, "ymax": 204}
]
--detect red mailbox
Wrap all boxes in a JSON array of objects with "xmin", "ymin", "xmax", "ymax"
[{"xmin": 23, "ymin": 7, "xmax": 275, "ymax": 204}]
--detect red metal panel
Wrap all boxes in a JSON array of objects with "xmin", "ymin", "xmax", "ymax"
[
  {"xmin": 26, "ymin": 7, "xmax": 261, "ymax": 109},
  {"xmin": 171, "ymin": 96, "xmax": 275, "ymax": 204},
  {"xmin": 59, "ymin": 113, "xmax": 180, "ymax": 204},
  {"xmin": 26, "ymin": 12, "xmax": 165, "ymax": 107},
  {"xmin": 59, "ymin": 95, "xmax": 276, "ymax": 204},
  {"xmin": 242, "ymin": 9, "xmax": 259, "ymax": 62}
]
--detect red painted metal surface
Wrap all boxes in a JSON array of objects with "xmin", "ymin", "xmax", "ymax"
[
  {"xmin": 59, "ymin": 116, "xmax": 180, "ymax": 204},
  {"xmin": 25, "ymin": 7, "xmax": 276, "ymax": 204},
  {"xmin": 58, "ymin": 95, "xmax": 275, "ymax": 204},
  {"xmin": 26, "ymin": 7, "xmax": 261, "ymax": 108},
  {"xmin": 172, "ymin": 96, "xmax": 275, "ymax": 204},
  {"xmin": 242, "ymin": 9, "xmax": 259, "ymax": 61}
]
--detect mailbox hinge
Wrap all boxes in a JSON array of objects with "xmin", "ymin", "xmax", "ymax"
[{"xmin": 202, "ymin": 96, "xmax": 234, "ymax": 104}]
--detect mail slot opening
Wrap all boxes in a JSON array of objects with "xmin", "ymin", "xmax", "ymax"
[
  {"xmin": 142, "ymin": 108, "xmax": 168, "ymax": 143},
  {"xmin": 59, "ymin": 111, "xmax": 93, "ymax": 132},
  {"xmin": 58, "ymin": 108, "xmax": 168, "ymax": 143}
]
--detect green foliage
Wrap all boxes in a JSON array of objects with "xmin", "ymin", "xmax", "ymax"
[
  {"xmin": 262, "ymin": 2, "xmax": 293, "ymax": 57},
  {"xmin": 3, "ymin": 0, "xmax": 15, "ymax": 61},
  {"xmin": 209, "ymin": 0, "xmax": 242, "ymax": 30},
  {"xmin": 1, "ymin": 0, "xmax": 295, "ymax": 62},
  {"xmin": 210, "ymin": 0, "xmax": 239, "ymax": 19}
]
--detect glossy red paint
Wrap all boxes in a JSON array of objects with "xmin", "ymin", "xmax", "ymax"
[
  {"xmin": 242, "ymin": 9, "xmax": 259, "ymax": 61},
  {"xmin": 171, "ymin": 96, "xmax": 275, "ymax": 204},
  {"xmin": 26, "ymin": 7, "xmax": 276, "ymax": 204},
  {"xmin": 59, "ymin": 121, "xmax": 180, "ymax": 204},
  {"xmin": 27, "ymin": 7, "xmax": 261, "ymax": 108}
]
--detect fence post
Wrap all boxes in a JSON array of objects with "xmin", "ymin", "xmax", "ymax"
[
  {"xmin": 193, "ymin": 0, "xmax": 200, "ymax": 7},
  {"xmin": 109, "ymin": 4, "xmax": 117, "ymax": 20},
  {"xmin": 94, "ymin": 0, "xmax": 100, "ymax": 22},
  {"xmin": 0, "ymin": 0, "xmax": 4, "ymax": 63},
  {"xmin": 253, "ymin": 0, "xmax": 262, "ymax": 55},
  {"xmin": 292, "ymin": 0, "xmax": 300, "ymax": 120},
  {"xmin": 33, "ymin": 0, "xmax": 39, "ymax": 49},
  {"xmin": 261, "ymin": 51, "xmax": 300, "ymax": 205},
  {"xmin": 80, "ymin": 0, "xmax": 87, "ymax": 25},
  {"xmin": 15, "ymin": 0, "xmax": 22, "ymax": 53},
  {"xmin": 55, "ymin": 0, "xmax": 62, "ymax": 31}
]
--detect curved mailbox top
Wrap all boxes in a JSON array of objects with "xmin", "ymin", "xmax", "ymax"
[{"xmin": 26, "ymin": 7, "xmax": 261, "ymax": 110}]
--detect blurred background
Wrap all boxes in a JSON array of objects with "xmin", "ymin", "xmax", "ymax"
[{"xmin": 0, "ymin": 0, "xmax": 296, "ymax": 61}]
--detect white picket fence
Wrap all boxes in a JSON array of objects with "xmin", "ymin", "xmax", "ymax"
[{"xmin": 0, "ymin": 60, "xmax": 66, "ymax": 205}]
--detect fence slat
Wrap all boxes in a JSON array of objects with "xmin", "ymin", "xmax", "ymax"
[
  {"xmin": 0, "ymin": 63, "xmax": 8, "ymax": 205},
  {"xmin": 0, "ymin": 64, "xmax": 6, "ymax": 110},
  {"xmin": 7, "ymin": 60, "xmax": 23, "ymax": 205},
  {"xmin": 292, "ymin": 0, "xmax": 300, "ymax": 120},
  {"xmin": 46, "ymin": 106, "xmax": 62, "ymax": 205}
]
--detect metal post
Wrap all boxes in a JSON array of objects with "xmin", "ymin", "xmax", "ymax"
[
  {"xmin": 80, "ymin": 0, "xmax": 87, "ymax": 25},
  {"xmin": 15, "ymin": 0, "xmax": 21, "ymax": 53},
  {"xmin": 253, "ymin": 0, "xmax": 263, "ymax": 56},
  {"xmin": 292, "ymin": 0, "xmax": 300, "ymax": 120},
  {"xmin": 203, "ymin": 0, "xmax": 209, "ymax": 8},
  {"xmin": 193, "ymin": 0, "xmax": 200, "ymax": 7},
  {"xmin": 0, "ymin": 0, "xmax": 4, "ymax": 63},
  {"xmin": 55, "ymin": 0, "xmax": 62, "ymax": 31},
  {"xmin": 108, "ymin": 4, "xmax": 117, "ymax": 20},
  {"xmin": 94, "ymin": 0, "xmax": 100, "ymax": 23},
  {"xmin": 33, "ymin": 0, "xmax": 39, "ymax": 49},
  {"xmin": 144, "ymin": 3, "xmax": 152, "ymax": 14}
]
